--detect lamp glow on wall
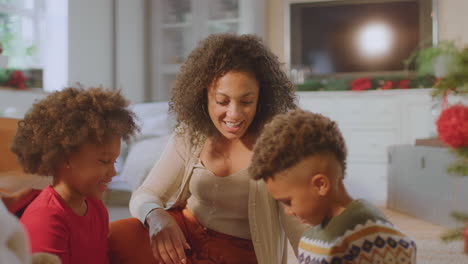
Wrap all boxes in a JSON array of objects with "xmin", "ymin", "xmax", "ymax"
[{"xmin": 356, "ymin": 22, "xmax": 393, "ymax": 58}]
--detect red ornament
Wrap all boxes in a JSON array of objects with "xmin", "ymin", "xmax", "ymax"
[
  {"xmin": 397, "ymin": 79, "xmax": 410, "ymax": 89},
  {"xmin": 7, "ymin": 70, "xmax": 27, "ymax": 90},
  {"xmin": 381, "ymin": 81, "xmax": 393, "ymax": 90},
  {"xmin": 351, "ymin": 77, "xmax": 372, "ymax": 91},
  {"xmin": 436, "ymin": 104, "xmax": 468, "ymax": 148}
]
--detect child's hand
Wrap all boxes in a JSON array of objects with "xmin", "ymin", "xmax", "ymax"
[{"xmin": 146, "ymin": 209, "xmax": 191, "ymax": 264}]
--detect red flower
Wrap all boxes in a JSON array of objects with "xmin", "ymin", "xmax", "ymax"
[
  {"xmin": 381, "ymin": 81, "xmax": 393, "ymax": 90},
  {"xmin": 351, "ymin": 77, "xmax": 372, "ymax": 91},
  {"xmin": 7, "ymin": 70, "xmax": 27, "ymax": 90},
  {"xmin": 436, "ymin": 104, "xmax": 468, "ymax": 148},
  {"xmin": 397, "ymin": 79, "xmax": 410, "ymax": 89}
]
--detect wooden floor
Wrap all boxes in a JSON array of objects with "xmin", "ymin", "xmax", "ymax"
[{"xmin": 381, "ymin": 207, "xmax": 467, "ymax": 264}]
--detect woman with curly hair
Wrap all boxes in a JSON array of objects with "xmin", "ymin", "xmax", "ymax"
[
  {"xmin": 12, "ymin": 86, "xmax": 139, "ymax": 264},
  {"xmin": 108, "ymin": 34, "xmax": 306, "ymax": 264}
]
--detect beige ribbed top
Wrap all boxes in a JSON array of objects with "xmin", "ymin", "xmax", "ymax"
[{"xmin": 186, "ymin": 159, "xmax": 251, "ymax": 239}]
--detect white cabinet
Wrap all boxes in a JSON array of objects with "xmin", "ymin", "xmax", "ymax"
[
  {"xmin": 297, "ymin": 89, "xmax": 434, "ymax": 205},
  {"xmin": 150, "ymin": 0, "xmax": 265, "ymax": 101},
  {"xmin": 387, "ymin": 145, "xmax": 468, "ymax": 228}
]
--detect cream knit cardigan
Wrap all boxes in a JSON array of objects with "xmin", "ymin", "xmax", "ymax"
[{"xmin": 130, "ymin": 133, "xmax": 307, "ymax": 264}]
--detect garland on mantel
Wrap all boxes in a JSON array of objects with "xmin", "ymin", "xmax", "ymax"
[
  {"xmin": 0, "ymin": 69, "xmax": 29, "ymax": 89},
  {"xmin": 295, "ymin": 74, "xmax": 436, "ymax": 92}
]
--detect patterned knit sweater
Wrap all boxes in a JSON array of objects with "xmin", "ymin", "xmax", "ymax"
[{"xmin": 298, "ymin": 199, "xmax": 416, "ymax": 264}]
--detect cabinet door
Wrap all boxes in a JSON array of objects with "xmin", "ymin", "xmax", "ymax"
[
  {"xmin": 152, "ymin": 0, "xmax": 194, "ymax": 101},
  {"xmin": 151, "ymin": 0, "xmax": 265, "ymax": 102},
  {"xmin": 387, "ymin": 145, "xmax": 468, "ymax": 228},
  {"xmin": 206, "ymin": 0, "xmax": 240, "ymax": 34}
]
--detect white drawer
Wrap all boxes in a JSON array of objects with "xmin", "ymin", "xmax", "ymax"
[
  {"xmin": 341, "ymin": 128, "xmax": 398, "ymax": 162},
  {"xmin": 299, "ymin": 99, "xmax": 341, "ymax": 123},
  {"xmin": 338, "ymin": 99, "xmax": 397, "ymax": 127}
]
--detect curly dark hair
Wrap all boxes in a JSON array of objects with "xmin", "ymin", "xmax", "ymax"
[
  {"xmin": 169, "ymin": 34, "xmax": 297, "ymax": 145},
  {"xmin": 11, "ymin": 86, "xmax": 139, "ymax": 176},
  {"xmin": 249, "ymin": 109, "xmax": 347, "ymax": 181}
]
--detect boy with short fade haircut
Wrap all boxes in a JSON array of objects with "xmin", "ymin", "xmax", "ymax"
[{"xmin": 249, "ymin": 109, "xmax": 416, "ymax": 264}]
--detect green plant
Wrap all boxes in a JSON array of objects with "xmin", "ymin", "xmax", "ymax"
[
  {"xmin": 404, "ymin": 41, "xmax": 459, "ymax": 75},
  {"xmin": 441, "ymin": 211, "xmax": 468, "ymax": 243},
  {"xmin": 405, "ymin": 41, "xmax": 468, "ymax": 98},
  {"xmin": 410, "ymin": 42, "xmax": 468, "ymax": 244},
  {"xmin": 410, "ymin": 41, "xmax": 468, "ymax": 245},
  {"xmin": 432, "ymin": 46, "xmax": 468, "ymax": 98}
]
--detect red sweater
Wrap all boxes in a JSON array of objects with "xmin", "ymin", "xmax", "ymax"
[{"xmin": 20, "ymin": 185, "xmax": 109, "ymax": 264}]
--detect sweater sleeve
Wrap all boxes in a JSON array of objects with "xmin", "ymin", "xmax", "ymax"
[
  {"xmin": 129, "ymin": 133, "xmax": 191, "ymax": 223},
  {"xmin": 21, "ymin": 207, "xmax": 70, "ymax": 264},
  {"xmin": 337, "ymin": 229, "xmax": 417, "ymax": 263},
  {"xmin": 298, "ymin": 225, "xmax": 417, "ymax": 263},
  {"xmin": 278, "ymin": 202, "xmax": 308, "ymax": 256}
]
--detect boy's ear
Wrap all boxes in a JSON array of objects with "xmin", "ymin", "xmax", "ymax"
[{"xmin": 310, "ymin": 173, "xmax": 330, "ymax": 196}]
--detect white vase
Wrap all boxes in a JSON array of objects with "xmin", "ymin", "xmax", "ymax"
[
  {"xmin": 0, "ymin": 55, "xmax": 9, "ymax": 68},
  {"xmin": 433, "ymin": 54, "xmax": 455, "ymax": 78}
]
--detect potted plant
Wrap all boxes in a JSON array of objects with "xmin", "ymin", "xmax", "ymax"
[{"xmin": 408, "ymin": 42, "xmax": 468, "ymax": 252}]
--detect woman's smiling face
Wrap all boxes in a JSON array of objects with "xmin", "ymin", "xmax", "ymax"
[{"xmin": 207, "ymin": 71, "xmax": 259, "ymax": 140}]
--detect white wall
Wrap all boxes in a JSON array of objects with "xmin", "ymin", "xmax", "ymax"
[
  {"xmin": 437, "ymin": 0, "xmax": 468, "ymax": 44},
  {"xmin": 115, "ymin": 0, "xmax": 148, "ymax": 103},
  {"xmin": 67, "ymin": 0, "xmax": 148, "ymax": 103},
  {"xmin": 68, "ymin": 0, "xmax": 114, "ymax": 90},
  {"xmin": 265, "ymin": 0, "xmax": 285, "ymax": 63},
  {"xmin": 43, "ymin": 0, "xmax": 68, "ymax": 92}
]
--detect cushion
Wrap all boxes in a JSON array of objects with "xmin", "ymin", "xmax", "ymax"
[
  {"xmin": 119, "ymin": 134, "xmax": 171, "ymax": 190},
  {"xmin": 130, "ymin": 101, "xmax": 175, "ymax": 137}
]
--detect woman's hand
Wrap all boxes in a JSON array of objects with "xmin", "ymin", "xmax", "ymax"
[{"xmin": 146, "ymin": 209, "xmax": 191, "ymax": 264}]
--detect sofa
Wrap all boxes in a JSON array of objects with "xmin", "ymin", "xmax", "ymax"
[{"xmin": 107, "ymin": 101, "xmax": 174, "ymax": 196}]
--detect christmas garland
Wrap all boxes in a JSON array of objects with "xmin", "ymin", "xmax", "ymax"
[
  {"xmin": 295, "ymin": 74, "xmax": 436, "ymax": 91},
  {"xmin": 0, "ymin": 69, "xmax": 29, "ymax": 90}
]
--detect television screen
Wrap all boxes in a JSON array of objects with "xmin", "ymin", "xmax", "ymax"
[{"xmin": 290, "ymin": 0, "xmax": 435, "ymax": 76}]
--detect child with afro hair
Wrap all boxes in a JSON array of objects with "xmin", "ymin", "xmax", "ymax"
[
  {"xmin": 11, "ymin": 86, "xmax": 139, "ymax": 264},
  {"xmin": 249, "ymin": 109, "xmax": 416, "ymax": 264}
]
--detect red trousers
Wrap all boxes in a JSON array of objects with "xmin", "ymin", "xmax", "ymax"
[{"xmin": 108, "ymin": 208, "xmax": 257, "ymax": 264}]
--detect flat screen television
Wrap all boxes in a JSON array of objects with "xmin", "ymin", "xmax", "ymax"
[{"xmin": 289, "ymin": 0, "xmax": 437, "ymax": 77}]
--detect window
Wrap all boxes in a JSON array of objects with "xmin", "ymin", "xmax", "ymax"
[
  {"xmin": 0, "ymin": 0, "xmax": 43, "ymax": 68},
  {"xmin": 0, "ymin": 0, "xmax": 67, "ymax": 91}
]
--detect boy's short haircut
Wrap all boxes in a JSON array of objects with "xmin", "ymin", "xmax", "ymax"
[{"xmin": 249, "ymin": 109, "xmax": 347, "ymax": 181}]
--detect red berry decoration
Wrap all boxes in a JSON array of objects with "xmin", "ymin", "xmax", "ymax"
[
  {"xmin": 7, "ymin": 70, "xmax": 28, "ymax": 90},
  {"xmin": 436, "ymin": 104, "xmax": 468, "ymax": 148}
]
